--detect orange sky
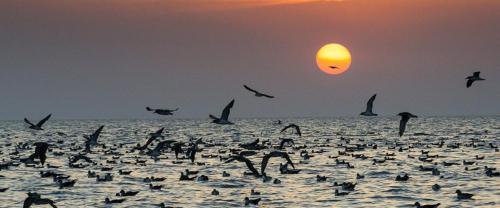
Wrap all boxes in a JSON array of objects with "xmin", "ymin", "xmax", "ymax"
[{"xmin": 1, "ymin": 0, "xmax": 499, "ymax": 119}]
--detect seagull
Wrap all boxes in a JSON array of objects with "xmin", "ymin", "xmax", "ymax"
[
  {"xmin": 210, "ymin": 99, "xmax": 235, "ymax": 125},
  {"xmin": 136, "ymin": 128, "xmax": 165, "ymax": 150},
  {"xmin": 147, "ymin": 140, "xmax": 176, "ymax": 157},
  {"xmin": 244, "ymin": 197, "xmax": 261, "ymax": 206},
  {"xmin": 84, "ymin": 125, "xmax": 104, "ymax": 152},
  {"xmin": 146, "ymin": 107, "xmax": 178, "ymax": 115},
  {"xmin": 414, "ymin": 202, "xmax": 440, "ymax": 208},
  {"xmin": 225, "ymin": 155, "xmax": 260, "ymax": 176},
  {"xmin": 279, "ymin": 138, "xmax": 295, "ymax": 150},
  {"xmin": 23, "ymin": 192, "xmax": 57, "ymax": 208},
  {"xmin": 360, "ymin": 94, "xmax": 378, "ymax": 116},
  {"xmin": 466, "ymin": 71, "xmax": 485, "ymax": 88},
  {"xmin": 261, "ymin": 151, "xmax": 295, "ymax": 175},
  {"xmin": 243, "ymin": 85, "xmax": 274, "ymax": 98},
  {"xmin": 456, "ymin": 190, "xmax": 474, "ymax": 200},
  {"xmin": 24, "ymin": 114, "xmax": 51, "ymax": 130},
  {"xmin": 280, "ymin": 124, "xmax": 301, "ymax": 136},
  {"xmin": 329, "ymin": 66, "xmax": 338, "ymax": 69},
  {"xmin": 397, "ymin": 112, "xmax": 417, "ymax": 137},
  {"xmin": 105, "ymin": 197, "xmax": 126, "ymax": 204}
]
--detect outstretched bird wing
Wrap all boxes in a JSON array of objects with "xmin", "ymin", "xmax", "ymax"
[
  {"xmin": 243, "ymin": 85, "xmax": 258, "ymax": 94},
  {"xmin": 209, "ymin": 114, "xmax": 218, "ymax": 120},
  {"xmin": 399, "ymin": 116, "xmax": 410, "ymax": 137},
  {"xmin": 260, "ymin": 93, "xmax": 275, "ymax": 99},
  {"xmin": 91, "ymin": 125, "xmax": 104, "ymax": 138},
  {"xmin": 220, "ymin": 99, "xmax": 234, "ymax": 120},
  {"xmin": 24, "ymin": 118, "xmax": 35, "ymax": 127},
  {"xmin": 473, "ymin": 71, "xmax": 480, "ymax": 77},
  {"xmin": 36, "ymin": 114, "xmax": 51, "ymax": 127},
  {"xmin": 281, "ymin": 124, "xmax": 301, "ymax": 136},
  {"xmin": 261, "ymin": 154, "xmax": 272, "ymax": 175},
  {"xmin": 466, "ymin": 79, "xmax": 474, "ymax": 88},
  {"xmin": 366, "ymin": 94, "xmax": 377, "ymax": 112},
  {"xmin": 283, "ymin": 154, "xmax": 295, "ymax": 169},
  {"xmin": 146, "ymin": 107, "xmax": 154, "ymax": 111},
  {"xmin": 279, "ymin": 139, "xmax": 287, "ymax": 149},
  {"xmin": 225, "ymin": 155, "xmax": 260, "ymax": 176},
  {"xmin": 154, "ymin": 128, "xmax": 165, "ymax": 135},
  {"xmin": 23, "ymin": 197, "xmax": 34, "ymax": 208}
]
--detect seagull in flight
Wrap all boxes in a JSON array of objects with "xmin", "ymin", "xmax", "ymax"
[
  {"xmin": 24, "ymin": 114, "xmax": 51, "ymax": 130},
  {"xmin": 397, "ymin": 112, "xmax": 417, "ymax": 137},
  {"xmin": 261, "ymin": 151, "xmax": 295, "ymax": 175},
  {"xmin": 243, "ymin": 85, "xmax": 274, "ymax": 98},
  {"xmin": 225, "ymin": 154, "xmax": 260, "ymax": 176},
  {"xmin": 280, "ymin": 124, "xmax": 301, "ymax": 136},
  {"xmin": 360, "ymin": 94, "xmax": 378, "ymax": 116},
  {"xmin": 84, "ymin": 125, "xmax": 104, "ymax": 152},
  {"xmin": 329, "ymin": 66, "xmax": 338, "ymax": 69},
  {"xmin": 136, "ymin": 128, "xmax": 165, "ymax": 150},
  {"xmin": 466, "ymin": 71, "xmax": 485, "ymax": 88},
  {"xmin": 210, "ymin": 99, "xmax": 235, "ymax": 125},
  {"xmin": 146, "ymin": 107, "xmax": 179, "ymax": 115}
]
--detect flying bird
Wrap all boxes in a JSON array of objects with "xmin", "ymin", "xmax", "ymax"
[
  {"xmin": 84, "ymin": 125, "xmax": 104, "ymax": 152},
  {"xmin": 225, "ymin": 155, "xmax": 260, "ymax": 176},
  {"xmin": 397, "ymin": 112, "xmax": 417, "ymax": 137},
  {"xmin": 146, "ymin": 107, "xmax": 179, "ymax": 115},
  {"xmin": 329, "ymin": 66, "xmax": 338, "ymax": 69},
  {"xmin": 243, "ymin": 85, "xmax": 274, "ymax": 98},
  {"xmin": 466, "ymin": 71, "xmax": 485, "ymax": 88},
  {"xmin": 136, "ymin": 128, "xmax": 165, "ymax": 150},
  {"xmin": 280, "ymin": 124, "xmax": 301, "ymax": 136},
  {"xmin": 210, "ymin": 99, "xmax": 235, "ymax": 125},
  {"xmin": 24, "ymin": 114, "xmax": 51, "ymax": 130},
  {"xmin": 360, "ymin": 94, "xmax": 378, "ymax": 116},
  {"xmin": 279, "ymin": 138, "xmax": 295, "ymax": 150},
  {"xmin": 261, "ymin": 151, "xmax": 295, "ymax": 175}
]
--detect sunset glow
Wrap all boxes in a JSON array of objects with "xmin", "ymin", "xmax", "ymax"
[{"xmin": 316, "ymin": 43, "xmax": 352, "ymax": 75}]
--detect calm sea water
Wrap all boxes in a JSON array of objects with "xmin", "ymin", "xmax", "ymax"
[{"xmin": 0, "ymin": 116, "xmax": 499, "ymax": 207}]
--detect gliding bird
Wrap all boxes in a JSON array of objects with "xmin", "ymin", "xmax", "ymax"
[{"xmin": 24, "ymin": 114, "xmax": 51, "ymax": 130}]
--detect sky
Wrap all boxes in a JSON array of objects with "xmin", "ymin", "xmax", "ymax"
[{"xmin": 0, "ymin": 0, "xmax": 499, "ymax": 120}]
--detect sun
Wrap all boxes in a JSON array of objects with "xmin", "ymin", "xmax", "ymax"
[{"xmin": 316, "ymin": 43, "xmax": 352, "ymax": 75}]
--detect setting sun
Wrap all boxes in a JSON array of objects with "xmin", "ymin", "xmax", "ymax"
[{"xmin": 316, "ymin": 43, "xmax": 352, "ymax": 75}]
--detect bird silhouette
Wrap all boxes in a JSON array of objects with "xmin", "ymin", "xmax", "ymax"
[
  {"xmin": 280, "ymin": 124, "xmax": 301, "ymax": 136},
  {"xmin": 146, "ymin": 107, "xmax": 178, "ymax": 115},
  {"xmin": 24, "ymin": 114, "xmax": 51, "ymax": 130},
  {"xmin": 210, "ymin": 99, "xmax": 235, "ymax": 124},
  {"xmin": 23, "ymin": 192, "xmax": 57, "ymax": 208},
  {"xmin": 261, "ymin": 151, "xmax": 295, "ymax": 175},
  {"xmin": 136, "ymin": 128, "xmax": 165, "ymax": 150},
  {"xmin": 397, "ymin": 112, "xmax": 417, "ymax": 137},
  {"xmin": 360, "ymin": 94, "xmax": 378, "ymax": 116},
  {"xmin": 466, "ymin": 71, "xmax": 485, "ymax": 88},
  {"xmin": 225, "ymin": 155, "xmax": 260, "ymax": 176},
  {"xmin": 243, "ymin": 85, "xmax": 274, "ymax": 98}
]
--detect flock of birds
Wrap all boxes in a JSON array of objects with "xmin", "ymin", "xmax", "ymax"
[{"xmin": 0, "ymin": 71, "xmax": 495, "ymax": 208}]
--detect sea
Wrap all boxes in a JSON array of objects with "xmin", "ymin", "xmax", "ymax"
[{"xmin": 0, "ymin": 116, "xmax": 498, "ymax": 207}]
